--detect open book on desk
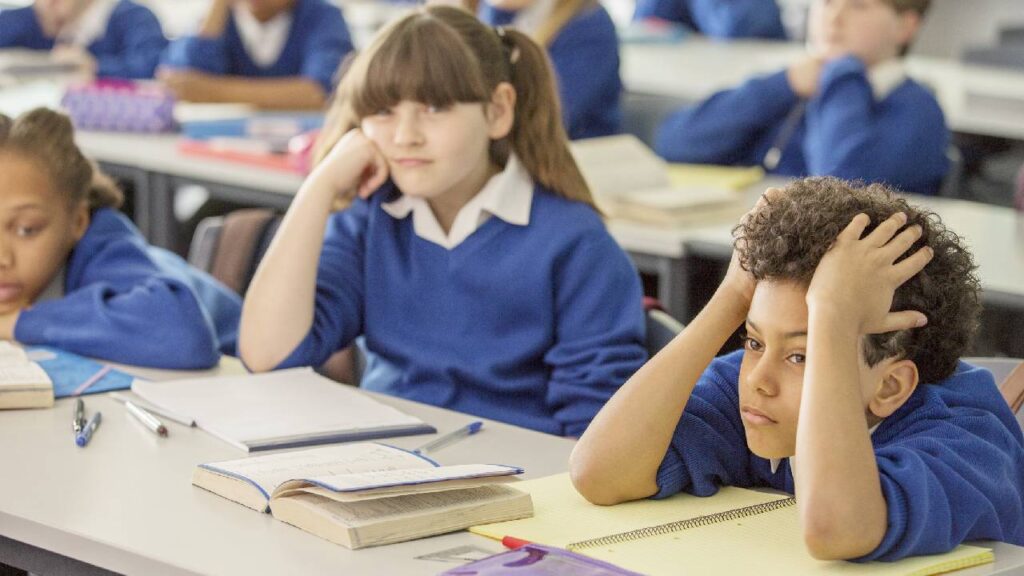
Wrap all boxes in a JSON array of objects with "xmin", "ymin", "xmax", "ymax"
[
  {"xmin": 132, "ymin": 368, "xmax": 435, "ymax": 451},
  {"xmin": 194, "ymin": 442, "xmax": 532, "ymax": 549},
  {"xmin": 471, "ymin": 473, "xmax": 993, "ymax": 576},
  {"xmin": 0, "ymin": 343, "xmax": 53, "ymax": 409},
  {"xmin": 570, "ymin": 134, "xmax": 762, "ymax": 226}
]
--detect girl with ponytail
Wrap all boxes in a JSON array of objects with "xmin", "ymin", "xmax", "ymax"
[
  {"xmin": 241, "ymin": 5, "xmax": 646, "ymax": 437},
  {"xmin": 0, "ymin": 108, "xmax": 240, "ymax": 369}
]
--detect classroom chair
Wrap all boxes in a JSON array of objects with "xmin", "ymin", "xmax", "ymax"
[
  {"xmin": 188, "ymin": 208, "xmax": 283, "ymax": 296},
  {"xmin": 622, "ymin": 92, "xmax": 691, "ymax": 148},
  {"xmin": 644, "ymin": 297, "xmax": 685, "ymax": 356},
  {"xmin": 938, "ymin": 145, "xmax": 965, "ymax": 199}
]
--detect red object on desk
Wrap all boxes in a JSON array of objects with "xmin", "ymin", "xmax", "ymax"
[
  {"xmin": 177, "ymin": 138, "xmax": 308, "ymax": 174},
  {"xmin": 501, "ymin": 535, "xmax": 532, "ymax": 550}
]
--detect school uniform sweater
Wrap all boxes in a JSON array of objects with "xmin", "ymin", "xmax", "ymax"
[
  {"xmin": 633, "ymin": 0, "xmax": 786, "ymax": 39},
  {"xmin": 479, "ymin": 1, "xmax": 622, "ymax": 140},
  {"xmin": 14, "ymin": 209, "xmax": 241, "ymax": 370},
  {"xmin": 655, "ymin": 56, "xmax": 950, "ymax": 196},
  {"xmin": 274, "ymin": 186, "xmax": 647, "ymax": 437},
  {"xmin": 163, "ymin": 0, "xmax": 352, "ymax": 94},
  {"xmin": 654, "ymin": 350, "xmax": 1024, "ymax": 561},
  {"xmin": 0, "ymin": 1, "xmax": 167, "ymax": 79}
]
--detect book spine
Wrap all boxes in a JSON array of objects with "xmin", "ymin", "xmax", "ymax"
[{"xmin": 566, "ymin": 497, "xmax": 797, "ymax": 551}]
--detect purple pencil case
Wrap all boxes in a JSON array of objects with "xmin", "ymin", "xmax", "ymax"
[
  {"xmin": 440, "ymin": 544, "xmax": 643, "ymax": 576},
  {"xmin": 61, "ymin": 79, "xmax": 176, "ymax": 133}
]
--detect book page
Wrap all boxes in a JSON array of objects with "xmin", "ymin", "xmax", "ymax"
[
  {"xmin": 470, "ymin": 473, "xmax": 788, "ymax": 548},
  {"xmin": 278, "ymin": 464, "xmax": 522, "ymax": 499},
  {"xmin": 297, "ymin": 485, "xmax": 527, "ymax": 528},
  {"xmin": 0, "ymin": 362, "xmax": 51, "ymax": 390},
  {"xmin": 202, "ymin": 443, "xmax": 434, "ymax": 498},
  {"xmin": 0, "ymin": 342, "xmax": 29, "ymax": 364},
  {"xmin": 132, "ymin": 368, "xmax": 431, "ymax": 450},
  {"xmin": 582, "ymin": 500, "xmax": 992, "ymax": 576},
  {"xmin": 570, "ymin": 135, "xmax": 672, "ymax": 199}
]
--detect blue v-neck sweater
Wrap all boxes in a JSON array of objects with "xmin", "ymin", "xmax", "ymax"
[
  {"xmin": 0, "ymin": 1, "xmax": 167, "ymax": 79},
  {"xmin": 274, "ymin": 186, "xmax": 648, "ymax": 437},
  {"xmin": 162, "ymin": 0, "xmax": 352, "ymax": 94}
]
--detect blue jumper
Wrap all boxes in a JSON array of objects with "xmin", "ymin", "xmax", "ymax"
[
  {"xmin": 274, "ymin": 186, "xmax": 648, "ymax": 437},
  {"xmin": 162, "ymin": 0, "xmax": 353, "ymax": 94},
  {"xmin": 655, "ymin": 56, "xmax": 950, "ymax": 196},
  {"xmin": 0, "ymin": 1, "xmax": 167, "ymax": 79},
  {"xmin": 479, "ymin": 1, "xmax": 622, "ymax": 140},
  {"xmin": 634, "ymin": 0, "xmax": 786, "ymax": 39},
  {"xmin": 654, "ymin": 350, "xmax": 1024, "ymax": 561},
  {"xmin": 14, "ymin": 209, "xmax": 242, "ymax": 370}
]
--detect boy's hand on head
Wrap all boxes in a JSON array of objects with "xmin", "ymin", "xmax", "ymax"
[
  {"xmin": 806, "ymin": 212, "xmax": 933, "ymax": 335},
  {"xmin": 787, "ymin": 56, "xmax": 825, "ymax": 99},
  {"xmin": 723, "ymin": 187, "xmax": 783, "ymax": 305},
  {"xmin": 311, "ymin": 128, "xmax": 389, "ymax": 201}
]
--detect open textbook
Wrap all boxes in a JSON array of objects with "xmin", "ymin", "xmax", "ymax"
[
  {"xmin": 132, "ymin": 368, "xmax": 435, "ymax": 451},
  {"xmin": 194, "ymin": 442, "xmax": 532, "ymax": 549},
  {"xmin": 0, "ymin": 343, "xmax": 53, "ymax": 409},
  {"xmin": 472, "ymin": 473, "xmax": 993, "ymax": 576},
  {"xmin": 570, "ymin": 134, "xmax": 763, "ymax": 225}
]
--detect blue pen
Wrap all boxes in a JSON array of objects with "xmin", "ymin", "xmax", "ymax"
[
  {"xmin": 413, "ymin": 421, "xmax": 483, "ymax": 455},
  {"xmin": 76, "ymin": 411, "xmax": 102, "ymax": 447}
]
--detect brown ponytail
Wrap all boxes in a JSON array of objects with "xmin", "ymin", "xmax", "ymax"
[
  {"xmin": 0, "ymin": 108, "xmax": 123, "ymax": 210},
  {"xmin": 315, "ymin": 5, "xmax": 596, "ymax": 212}
]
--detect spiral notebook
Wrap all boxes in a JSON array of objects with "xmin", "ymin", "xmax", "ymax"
[{"xmin": 470, "ymin": 473, "xmax": 994, "ymax": 576}]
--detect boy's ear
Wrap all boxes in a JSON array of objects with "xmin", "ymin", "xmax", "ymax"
[
  {"xmin": 486, "ymin": 82, "xmax": 516, "ymax": 141},
  {"xmin": 896, "ymin": 10, "xmax": 922, "ymax": 51},
  {"xmin": 868, "ymin": 359, "xmax": 919, "ymax": 419}
]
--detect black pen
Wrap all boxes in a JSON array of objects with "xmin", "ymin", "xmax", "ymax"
[{"xmin": 72, "ymin": 398, "xmax": 85, "ymax": 434}]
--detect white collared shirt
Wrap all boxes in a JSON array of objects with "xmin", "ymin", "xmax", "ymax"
[
  {"xmin": 381, "ymin": 154, "xmax": 534, "ymax": 250},
  {"xmin": 57, "ymin": 0, "xmax": 118, "ymax": 46},
  {"xmin": 233, "ymin": 5, "xmax": 293, "ymax": 68},
  {"xmin": 867, "ymin": 58, "xmax": 908, "ymax": 101},
  {"xmin": 770, "ymin": 422, "xmax": 882, "ymax": 476}
]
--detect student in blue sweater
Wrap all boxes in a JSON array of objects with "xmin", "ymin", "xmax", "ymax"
[
  {"xmin": 655, "ymin": 0, "xmax": 948, "ymax": 196},
  {"xmin": 571, "ymin": 177, "xmax": 1024, "ymax": 561},
  {"xmin": 160, "ymin": 0, "xmax": 353, "ymax": 109},
  {"xmin": 633, "ymin": 0, "xmax": 786, "ymax": 39},
  {"xmin": 477, "ymin": 0, "xmax": 622, "ymax": 139},
  {"xmin": 240, "ymin": 6, "xmax": 647, "ymax": 436},
  {"xmin": 0, "ymin": 109, "xmax": 241, "ymax": 369},
  {"xmin": 0, "ymin": 0, "xmax": 167, "ymax": 79}
]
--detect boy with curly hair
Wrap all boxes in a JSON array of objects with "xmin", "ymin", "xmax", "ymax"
[{"xmin": 570, "ymin": 177, "xmax": 1024, "ymax": 561}]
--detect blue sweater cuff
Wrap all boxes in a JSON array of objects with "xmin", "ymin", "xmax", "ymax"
[
  {"xmin": 819, "ymin": 55, "xmax": 869, "ymax": 94},
  {"xmin": 13, "ymin": 307, "xmax": 48, "ymax": 345},
  {"xmin": 166, "ymin": 36, "xmax": 227, "ymax": 74},
  {"xmin": 756, "ymin": 68, "xmax": 801, "ymax": 111},
  {"xmin": 651, "ymin": 448, "xmax": 687, "ymax": 499}
]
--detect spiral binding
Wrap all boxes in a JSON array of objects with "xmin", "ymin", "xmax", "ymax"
[{"xmin": 566, "ymin": 497, "xmax": 797, "ymax": 551}]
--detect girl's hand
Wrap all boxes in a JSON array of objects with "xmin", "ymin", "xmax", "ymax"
[
  {"xmin": 310, "ymin": 128, "xmax": 389, "ymax": 201},
  {"xmin": 806, "ymin": 212, "xmax": 933, "ymax": 335}
]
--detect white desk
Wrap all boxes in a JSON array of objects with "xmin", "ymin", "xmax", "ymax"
[
  {"xmin": 621, "ymin": 39, "xmax": 1024, "ymax": 141},
  {"xmin": 0, "ymin": 368, "xmax": 575, "ymax": 576},
  {"xmin": 3, "ymin": 368, "xmax": 1024, "ymax": 575}
]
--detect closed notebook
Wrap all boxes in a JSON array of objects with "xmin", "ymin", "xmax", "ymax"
[
  {"xmin": 570, "ymin": 134, "xmax": 760, "ymax": 226},
  {"xmin": 471, "ymin": 473, "xmax": 994, "ymax": 576},
  {"xmin": 132, "ymin": 367, "xmax": 436, "ymax": 451},
  {"xmin": 0, "ymin": 343, "xmax": 53, "ymax": 409},
  {"xmin": 194, "ymin": 442, "xmax": 533, "ymax": 549}
]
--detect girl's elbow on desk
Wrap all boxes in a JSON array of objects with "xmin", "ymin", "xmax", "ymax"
[{"xmin": 569, "ymin": 449, "xmax": 656, "ymax": 506}]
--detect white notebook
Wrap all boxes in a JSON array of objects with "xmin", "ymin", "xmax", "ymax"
[{"xmin": 132, "ymin": 368, "xmax": 435, "ymax": 451}]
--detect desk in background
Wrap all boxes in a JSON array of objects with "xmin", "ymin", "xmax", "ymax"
[{"xmin": 621, "ymin": 39, "xmax": 1024, "ymax": 142}]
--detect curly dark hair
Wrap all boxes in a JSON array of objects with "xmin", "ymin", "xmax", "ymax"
[{"xmin": 735, "ymin": 177, "xmax": 980, "ymax": 384}]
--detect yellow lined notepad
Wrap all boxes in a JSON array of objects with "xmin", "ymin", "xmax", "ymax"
[
  {"xmin": 471, "ymin": 473, "xmax": 993, "ymax": 576},
  {"xmin": 665, "ymin": 163, "xmax": 765, "ymax": 191}
]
